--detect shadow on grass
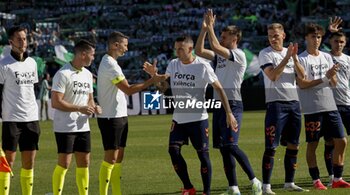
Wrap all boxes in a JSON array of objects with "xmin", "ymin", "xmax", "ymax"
[{"xmin": 131, "ymin": 175, "xmax": 350, "ymax": 195}]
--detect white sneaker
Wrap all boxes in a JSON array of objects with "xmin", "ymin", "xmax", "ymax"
[
  {"xmin": 219, "ymin": 188, "xmax": 241, "ymax": 195},
  {"xmin": 262, "ymin": 188, "xmax": 275, "ymax": 195},
  {"xmin": 252, "ymin": 180, "xmax": 262, "ymax": 195},
  {"xmin": 284, "ymin": 183, "xmax": 309, "ymax": 192}
]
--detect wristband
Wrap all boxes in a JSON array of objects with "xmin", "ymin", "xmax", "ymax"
[{"xmin": 322, "ymin": 76, "xmax": 329, "ymax": 83}]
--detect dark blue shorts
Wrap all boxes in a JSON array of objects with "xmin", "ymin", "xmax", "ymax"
[
  {"xmin": 337, "ymin": 105, "xmax": 350, "ymax": 135},
  {"xmin": 213, "ymin": 100, "xmax": 243, "ymax": 148},
  {"xmin": 169, "ymin": 119, "xmax": 209, "ymax": 151},
  {"xmin": 264, "ymin": 101, "xmax": 301, "ymax": 149},
  {"xmin": 304, "ymin": 111, "xmax": 345, "ymax": 142}
]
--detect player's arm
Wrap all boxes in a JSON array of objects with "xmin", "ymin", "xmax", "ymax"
[
  {"xmin": 87, "ymin": 92, "xmax": 102, "ymax": 114},
  {"xmin": 0, "ymin": 84, "xmax": 3, "ymax": 118},
  {"xmin": 116, "ymin": 74, "xmax": 163, "ymax": 96},
  {"xmin": 195, "ymin": 13, "xmax": 215, "ymax": 61},
  {"xmin": 211, "ymin": 80, "xmax": 238, "ymax": 131},
  {"xmin": 326, "ymin": 63, "xmax": 339, "ymax": 87},
  {"xmin": 263, "ymin": 43, "xmax": 294, "ymax": 81},
  {"xmin": 206, "ymin": 9, "xmax": 231, "ymax": 59},
  {"xmin": 291, "ymin": 43, "xmax": 305, "ymax": 80},
  {"xmin": 154, "ymin": 74, "xmax": 170, "ymax": 93},
  {"xmin": 295, "ymin": 77, "xmax": 323, "ymax": 89},
  {"xmin": 51, "ymin": 91, "xmax": 95, "ymax": 115}
]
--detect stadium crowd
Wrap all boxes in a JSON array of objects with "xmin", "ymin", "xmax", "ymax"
[
  {"xmin": 2, "ymin": 1, "xmax": 350, "ymax": 195},
  {"xmin": 1, "ymin": 0, "xmax": 349, "ymax": 85}
]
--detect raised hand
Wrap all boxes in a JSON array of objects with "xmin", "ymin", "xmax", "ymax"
[
  {"xmin": 292, "ymin": 43, "xmax": 298, "ymax": 59},
  {"xmin": 143, "ymin": 60, "xmax": 158, "ymax": 76},
  {"xmin": 326, "ymin": 63, "xmax": 340, "ymax": 78},
  {"xmin": 201, "ymin": 13, "xmax": 208, "ymax": 30},
  {"xmin": 329, "ymin": 16, "xmax": 343, "ymax": 33},
  {"xmin": 205, "ymin": 9, "xmax": 216, "ymax": 28}
]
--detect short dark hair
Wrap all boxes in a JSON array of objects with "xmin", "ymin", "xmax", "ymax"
[
  {"xmin": 175, "ymin": 35, "xmax": 193, "ymax": 45},
  {"xmin": 74, "ymin": 39, "xmax": 95, "ymax": 54},
  {"xmin": 7, "ymin": 26, "xmax": 26, "ymax": 39},
  {"xmin": 108, "ymin": 31, "xmax": 129, "ymax": 45},
  {"xmin": 222, "ymin": 25, "xmax": 242, "ymax": 43},
  {"xmin": 305, "ymin": 23, "xmax": 325, "ymax": 36},
  {"xmin": 329, "ymin": 31, "xmax": 347, "ymax": 40}
]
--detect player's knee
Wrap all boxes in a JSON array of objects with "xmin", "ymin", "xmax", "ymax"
[
  {"xmin": 286, "ymin": 143, "xmax": 299, "ymax": 150},
  {"xmin": 263, "ymin": 148, "xmax": 276, "ymax": 158},
  {"xmin": 334, "ymin": 137, "xmax": 347, "ymax": 148},
  {"xmin": 196, "ymin": 150, "xmax": 210, "ymax": 163},
  {"xmin": 229, "ymin": 145, "xmax": 242, "ymax": 155},
  {"xmin": 168, "ymin": 145, "xmax": 180, "ymax": 158}
]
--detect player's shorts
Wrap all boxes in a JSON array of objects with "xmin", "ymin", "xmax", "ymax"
[
  {"xmin": 304, "ymin": 111, "xmax": 345, "ymax": 142},
  {"xmin": 169, "ymin": 119, "xmax": 209, "ymax": 151},
  {"xmin": 213, "ymin": 100, "xmax": 243, "ymax": 148},
  {"xmin": 97, "ymin": 117, "xmax": 128, "ymax": 150},
  {"xmin": 264, "ymin": 101, "xmax": 301, "ymax": 149},
  {"xmin": 337, "ymin": 105, "xmax": 350, "ymax": 135},
  {"xmin": 2, "ymin": 121, "xmax": 40, "ymax": 152},
  {"xmin": 54, "ymin": 131, "xmax": 91, "ymax": 153}
]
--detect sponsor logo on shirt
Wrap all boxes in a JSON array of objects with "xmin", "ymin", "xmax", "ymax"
[
  {"xmin": 173, "ymin": 72, "xmax": 196, "ymax": 87},
  {"xmin": 73, "ymin": 81, "xmax": 90, "ymax": 95},
  {"xmin": 14, "ymin": 71, "xmax": 35, "ymax": 85}
]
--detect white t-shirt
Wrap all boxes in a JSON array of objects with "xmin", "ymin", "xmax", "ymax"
[
  {"xmin": 97, "ymin": 54, "xmax": 127, "ymax": 118},
  {"xmin": 166, "ymin": 57, "xmax": 218, "ymax": 124},
  {"xmin": 0, "ymin": 54, "xmax": 39, "ymax": 122},
  {"xmin": 52, "ymin": 63, "xmax": 93, "ymax": 133},
  {"xmin": 213, "ymin": 48, "xmax": 246, "ymax": 101},
  {"xmin": 331, "ymin": 53, "xmax": 350, "ymax": 106},
  {"xmin": 259, "ymin": 46, "xmax": 299, "ymax": 103},
  {"xmin": 298, "ymin": 50, "xmax": 337, "ymax": 114}
]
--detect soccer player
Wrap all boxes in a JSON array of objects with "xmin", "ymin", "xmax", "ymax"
[
  {"xmin": 97, "ymin": 31, "xmax": 163, "ymax": 195},
  {"xmin": 51, "ymin": 39, "xmax": 101, "ymax": 195},
  {"xmin": 144, "ymin": 35, "xmax": 237, "ymax": 195},
  {"xmin": 258, "ymin": 23, "xmax": 307, "ymax": 194},
  {"xmin": 195, "ymin": 9, "xmax": 262, "ymax": 195},
  {"xmin": 323, "ymin": 16, "xmax": 350, "ymax": 187},
  {"xmin": 297, "ymin": 23, "xmax": 350, "ymax": 190},
  {"xmin": 0, "ymin": 26, "xmax": 40, "ymax": 195}
]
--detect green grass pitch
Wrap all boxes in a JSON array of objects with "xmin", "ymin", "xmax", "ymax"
[{"xmin": 6, "ymin": 112, "xmax": 350, "ymax": 194}]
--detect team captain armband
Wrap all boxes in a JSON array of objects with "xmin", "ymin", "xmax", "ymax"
[
  {"xmin": 112, "ymin": 75, "xmax": 125, "ymax": 84},
  {"xmin": 321, "ymin": 76, "xmax": 329, "ymax": 83}
]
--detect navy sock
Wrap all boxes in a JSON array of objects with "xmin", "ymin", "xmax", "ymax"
[
  {"xmin": 262, "ymin": 149, "xmax": 275, "ymax": 184},
  {"xmin": 333, "ymin": 165, "xmax": 344, "ymax": 179},
  {"xmin": 220, "ymin": 147, "xmax": 237, "ymax": 186},
  {"xmin": 197, "ymin": 150, "xmax": 212, "ymax": 194},
  {"xmin": 168, "ymin": 146, "xmax": 193, "ymax": 189},
  {"xmin": 309, "ymin": 167, "xmax": 320, "ymax": 180},
  {"xmin": 324, "ymin": 145, "xmax": 334, "ymax": 176},
  {"xmin": 284, "ymin": 149, "xmax": 298, "ymax": 183},
  {"xmin": 230, "ymin": 145, "xmax": 255, "ymax": 180}
]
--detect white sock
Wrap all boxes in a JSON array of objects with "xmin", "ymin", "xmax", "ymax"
[
  {"xmin": 263, "ymin": 184, "xmax": 271, "ymax": 189},
  {"xmin": 251, "ymin": 177, "xmax": 260, "ymax": 184},
  {"xmin": 284, "ymin": 182, "xmax": 294, "ymax": 187},
  {"xmin": 334, "ymin": 177, "xmax": 342, "ymax": 182}
]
